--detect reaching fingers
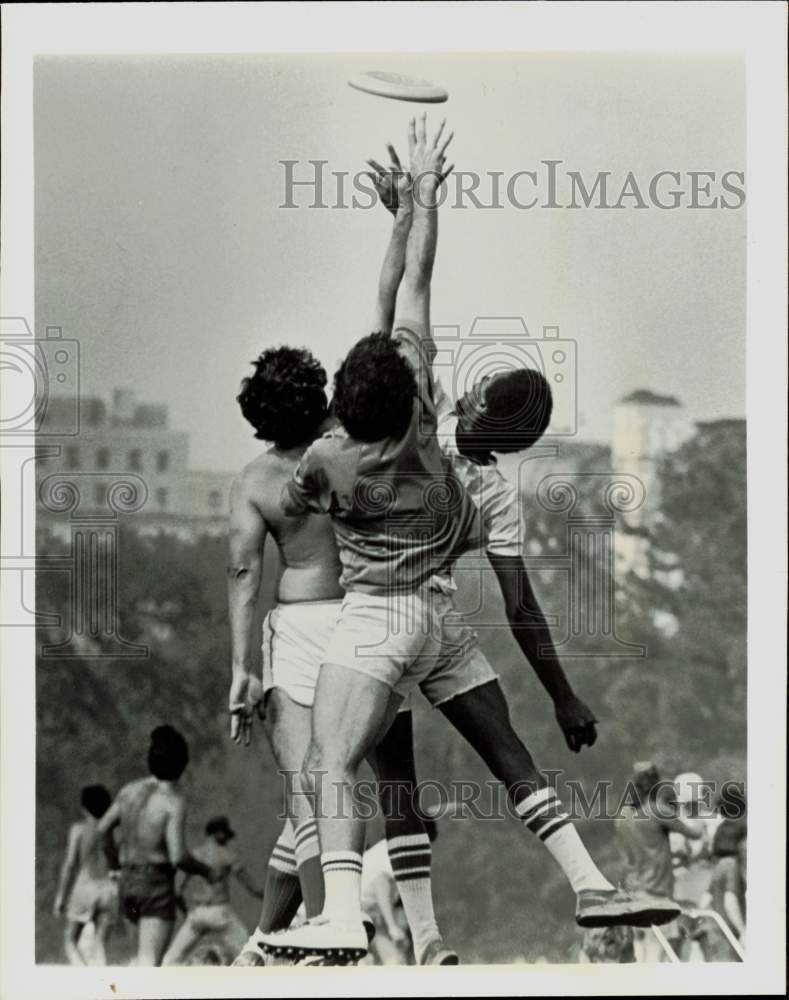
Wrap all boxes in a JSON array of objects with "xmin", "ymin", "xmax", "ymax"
[
  {"xmin": 417, "ymin": 112, "xmax": 427, "ymax": 144},
  {"xmin": 386, "ymin": 143, "xmax": 402, "ymax": 170},
  {"xmin": 366, "ymin": 158, "xmax": 387, "ymax": 177},
  {"xmin": 432, "ymin": 117, "xmax": 446, "ymax": 147},
  {"xmin": 407, "ymin": 117, "xmax": 417, "ymax": 154},
  {"xmin": 440, "ymin": 163, "xmax": 455, "ymax": 183},
  {"xmin": 439, "ymin": 130, "xmax": 455, "ymax": 157}
]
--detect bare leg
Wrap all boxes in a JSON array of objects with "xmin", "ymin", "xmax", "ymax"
[
  {"xmin": 136, "ymin": 916, "xmax": 174, "ymax": 966},
  {"xmin": 89, "ymin": 912, "xmax": 113, "ymax": 966},
  {"xmin": 302, "ymin": 663, "xmax": 401, "ymax": 925},
  {"xmin": 264, "ymin": 689, "xmax": 315, "ymax": 826},
  {"xmin": 161, "ymin": 912, "xmax": 202, "ymax": 966},
  {"xmin": 63, "ymin": 921, "xmax": 86, "ymax": 966}
]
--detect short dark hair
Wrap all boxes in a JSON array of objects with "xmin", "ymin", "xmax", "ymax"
[
  {"xmin": 147, "ymin": 725, "xmax": 189, "ymax": 781},
  {"xmin": 333, "ymin": 332, "xmax": 416, "ymax": 442},
  {"xmin": 81, "ymin": 784, "xmax": 112, "ymax": 818},
  {"xmin": 482, "ymin": 369, "xmax": 553, "ymax": 452},
  {"xmin": 237, "ymin": 346, "xmax": 328, "ymax": 449}
]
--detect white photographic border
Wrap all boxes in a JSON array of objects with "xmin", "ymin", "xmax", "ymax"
[{"xmin": 1, "ymin": 2, "xmax": 785, "ymax": 997}]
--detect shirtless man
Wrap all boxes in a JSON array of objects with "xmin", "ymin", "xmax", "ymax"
[
  {"xmin": 98, "ymin": 725, "xmax": 217, "ymax": 965},
  {"xmin": 53, "ymin": 784, "xmax": 118, "ymax": 965},
  {"xmin": 162, "ymin": 815, "xmax": 262, "ymax": 965}
]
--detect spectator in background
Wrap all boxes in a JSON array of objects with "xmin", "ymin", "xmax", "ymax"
[
  {"xmin": 615, "ymin": 762, "xmax": 702, "ymax": 963},
  {"xmin": 698, "ymin": 785, "xmax": 746, "ymax": 960},
  {"xmin": 162, "ymin": 815, "xmax": 263, "ymax": 966},
  {"xmin": 53, "ymin": 784, "xmax": 119, "ymax": 966},
  {"xmin": 669, "ymin": 771, "xmax": 720, "ymax": 960}
]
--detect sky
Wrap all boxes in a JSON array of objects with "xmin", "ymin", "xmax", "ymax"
[{"xmin": 34, "ymin": 52, "xmax": 745, "ymax": 472}]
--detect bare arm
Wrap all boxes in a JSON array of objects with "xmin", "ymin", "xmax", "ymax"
[
  {"xmin": 394, "ymin": 114, "xmax": 454, "ymax": 358},
  {"xmin": 227, "ymin": 472, "xmax": 267, "ymax": 742},
  {"xmin": 489, "ymin": 553, "xmax": 598, "ymax": 753},
  {"xmin": 53, "ymin": 824, "xmax": 81, "ymax": 915},
  {"xmin": 227, "ymin": 473, "xmax": 267, "ymax": 675},
  {"xmin": 165, "ymin": 799, "xmax": 213, "ymax": 879},
  {"xmin": 368, "ymin": 145, "xmax": 414, "ymax": 334},
  {"xmin": 97, "ymin": 800, "xmax": 122, "ymax": 871}
]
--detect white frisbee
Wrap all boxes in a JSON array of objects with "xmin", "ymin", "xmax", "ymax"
[{"xmin": 348, "ymin": 70, "xmax": 448, "ymax": 104}]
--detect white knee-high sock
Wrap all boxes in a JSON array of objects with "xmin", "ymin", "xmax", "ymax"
[
  {"xmin": 516, "ymin": 787, "xmax": 613, "ymax": 893},
  {"xmin": 388, "ymin": 833, "xmax": 440, "ymax": 961},
  {"xmin": 321, "ymin": 851, "xmax": 363, "ymax": 927}
]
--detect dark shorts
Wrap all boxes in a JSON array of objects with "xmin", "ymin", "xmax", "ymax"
[{"xmin": 120, "ymin": 862, "xmax": 176, "ymax": 923}]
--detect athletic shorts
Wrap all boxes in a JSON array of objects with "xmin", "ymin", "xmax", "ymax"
[
  {"xmin": 322, "ymin": 586, "xmax": 453, "ymax": 699},
  {"xmin": 120, "ymin": 862, "xmax": 177, "ymax": 924},
  {"xmin": 261, "ymin": 600, "xmax": 342, "ymax": 708},
  {"xmin": 66, "ymin": 873, "xmax": 118, "ymax": 925},
  {"xmin": 262, "ymin": 598, "xmax": 497, "ymax": 709},
  {"xmin": 419, "ymin": 610, "xmax": 498, "ymax": 707}
]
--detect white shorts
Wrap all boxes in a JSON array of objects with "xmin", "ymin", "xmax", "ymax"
[
  {"xmin": 322, "ymin": 586, "xmax": 454, "ymax": 700},
  {"xmin": 261, "ymin": 600, "xmax": 342, "ymax": 708},
  {"xmin": 262, "ymin": 596, "xmax": 499, "ymax": 709},
  {"xmin": 418, "ymin": 610, "xmax": 499, "ymax": 708}
]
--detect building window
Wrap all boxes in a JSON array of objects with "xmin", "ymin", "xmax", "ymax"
[
  {"xmin": 156, "ymin": 487, "xmax": 169, "ymax": 509},
  {"xmin": 64, "ymin": 446, "xmax": 81, "ymax": 469},
  {"xmin": 96, "ymin": 447, "xmax": 111, "ymax": 469},
  {"xmin": 156, "ymin": 450, "xmax": 170, "ymax": 472},
  {"xmin": 128, "ymin": 448, "xmax": 142, "ymax": 471},
  {"xmin": 94, "ymin": 482, "xmax": 106, "ymax": 506},
  {"xmin": 208, "ymin": 489, "xmax": 222, "ymax": 512}
]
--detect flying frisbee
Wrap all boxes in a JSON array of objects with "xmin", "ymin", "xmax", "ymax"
[{"xmin": 348, "ymin": 70, "xmax": 448, "ymax": 104}]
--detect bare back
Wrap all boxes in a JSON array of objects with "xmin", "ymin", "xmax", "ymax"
[
  {"xmin": 242, "ymin": 443, "xmax": 342, "ymax": 604},
  {"xmin": 116, "ymin": 777, "xmax": 180, "ymax": 866},
  {"xmin": 74, "ymin": 817, "xmax": 110, "ymax": 881}
]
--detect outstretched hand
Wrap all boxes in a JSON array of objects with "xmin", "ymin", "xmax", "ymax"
[
  {"xmin": 408, "ymin": 113, "xmax": 454, "ymax": 199},
  {"xmin": 228, "ymin": 671, "xmax": 264, "ymax": 745},
  {"xmin": 366, "ymin": 143, "xmax": 411, "ymax": 215},
  {"xmin": 555, "ymin": 694, "xmax": 598, "ymax": 753}
]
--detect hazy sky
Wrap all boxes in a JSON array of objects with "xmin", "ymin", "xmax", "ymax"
[{"xmin": 35, "ymin": 52, "xmax": 745, "ymax": 472}]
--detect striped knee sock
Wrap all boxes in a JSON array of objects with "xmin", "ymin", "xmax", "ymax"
[
  {"xmin": 294, "ymin": 818, "xmax": 324, "ymax": 918},
  {"xmin": 388, "ymin": 833, "xmax": 440, "ymax": 962},
  {"xmin": 321, "ymin": 851, "xmax": 363, "ymax": 927},
  {"xmin": 258, "ymin": 823, "xmax": 302, "ymax": 932},
  {"xmin": 516, "ymin": 787, "xmax": 613, "ymax": 894}
]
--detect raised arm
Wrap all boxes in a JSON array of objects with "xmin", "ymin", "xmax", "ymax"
[
  {"xmin": 227, "ymin": 471, "xmax": 267, "ymax": 742},
  {"xmin": 394, "ymin": 114, "xmax": 454, "ymax": 354},
  {"xmin": 368, "ymin": 145, "xmax": 414, "ymax": 334},
  {"xmin": 489, "ymin": 553, "xmax": 599, "ymax": 753}
]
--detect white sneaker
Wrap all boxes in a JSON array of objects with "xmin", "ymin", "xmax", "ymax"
[{"xmin": 260, "ymin": 916, "xmax": 368, "ymax": 962}]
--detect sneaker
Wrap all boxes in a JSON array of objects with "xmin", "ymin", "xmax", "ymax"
[
  {"xmin": 576, "ymin": 888, "xmax": 681, "ymax": 929},
  {"xmin": 259, "ymin": 916, "xmax": 368, "ymax": 962},
  {"xmin": 419, "ymin": 938, "xmax": 460, "ymax": 965}
]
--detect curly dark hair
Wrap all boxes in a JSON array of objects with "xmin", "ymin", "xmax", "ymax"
[
  {"xmin": 482, "ymin": 368, "xmax": 553, "ymax": 452},
  {"xmin": 237, "ymin": 346, "xmax": 328, "ymax": 449},
  {"xmin": 147, "ymin": 724, "xmax": 189, "ymax": 782},
  {"xmin": 333, "ymin": 332, "xmax": 416, "ymax": 442}
]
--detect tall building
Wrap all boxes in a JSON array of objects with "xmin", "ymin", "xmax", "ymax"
[
  {"xmin": 37, "ymin": 388, "xmax": 233, "ymax": 538},
  {"xmin": 612, "ymin": 389, "xmax": 694, "ymax": 577}
]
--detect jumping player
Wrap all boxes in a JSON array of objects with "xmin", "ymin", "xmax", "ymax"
[{"xmin": 98, "ymin": 726, "xmax": 217, "ymax": 965}]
